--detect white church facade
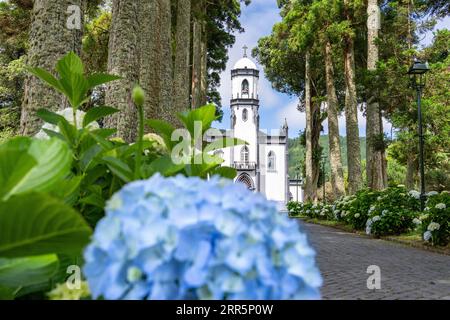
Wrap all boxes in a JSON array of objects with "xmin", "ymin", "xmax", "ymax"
[{"xmin": 209, "ymin": 52, "xmax": 290, "ymax": 205}]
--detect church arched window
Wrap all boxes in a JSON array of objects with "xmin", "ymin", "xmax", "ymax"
[
  {"xmin": 268, "ymin": 151, "xmax": 276, "ymax": 171},
  {"xmin": 241, "ymin": 146, "xmax": 249, "ymax": 163},
  {"xmin": 241, "ymin": 79, "xmax": 249, "ymax": 96},
  {"xmin": 237, "ymin": 173, "xmax": 254, "ymax": 190},
  {"xmin": 242, "ymin": 108, "xmax": 248, "ymax": 122}
]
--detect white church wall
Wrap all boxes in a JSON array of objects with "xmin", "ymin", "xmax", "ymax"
[{"xmin": 259, "ymin": 144, "xmax": 287, "ymax": 203}]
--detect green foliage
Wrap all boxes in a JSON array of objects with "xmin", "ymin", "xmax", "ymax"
[
  {"xmin": 0, "ymin": 193, "xmax": 91, "ymax": 258},
  {"xmin": 147, "ymin": 104, "xmax": 246, "ymax": 179},
  {"xmin": 365, "ymin": 187, "xmax": 420, "ymax": 236},
  {"xmin": 287, "ymin": 201, "xmax": 334, "ymax": 221},
  {"xmin": 0, "ymin": 136, "xmax": 91, "ymax": 299},
  {"xmin": 0, "ymin": 137, "xmax": 72, "ymax": 201},
  {"xmin": 335, "ymin": 189, "xmax": 382, "ymax": 230},
  {"xmin": 421, "ymin": 192, "xmax": 450, "ymax": 246}
]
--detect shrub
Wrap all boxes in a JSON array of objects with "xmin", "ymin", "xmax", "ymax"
[
  {"xmin": 420, "ymin": 192, "xmax": 450, "ymax": 246},
  {"xmin": 365, "ymin": 186, "xmax": 420, "ymax": 237},
  {"xmin": 334, "ymin": 189, "xmax": 381, "ymax": 230}
]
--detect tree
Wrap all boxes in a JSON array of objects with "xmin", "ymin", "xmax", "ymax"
[
  {"xmin": 104, "ymin": 0, "xmax": 140, "ymax": 142},
  {"xmin": 20, "ymin": 0, "xmax": 84, "ymax": 136},
  {"xmin": 139, "ymin": 0, "xmax": 173, "ymax": 124},
  {"xmin": 172, "ymin": 0, "xmax": 191, "ymax": 121},
  {"xmin": 254, "ymin": 0, "xmax": 326, "ymax": 201},
  {"xmin": 366, "ymin": 0, "xmax": 387, "ymax": 190},
  {"xmin": 341, "ymin": 0, "xmax": 362, "ymax": 194}
]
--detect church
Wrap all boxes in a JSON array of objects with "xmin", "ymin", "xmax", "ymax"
[{"xmin": 209, "ymin": 50, "xmax": 290, "ymax": 206}]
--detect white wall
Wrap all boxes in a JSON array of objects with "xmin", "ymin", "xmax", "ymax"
[{"xmin": 259, "ymin": 144, "xmax": 286, "ymax": 202}]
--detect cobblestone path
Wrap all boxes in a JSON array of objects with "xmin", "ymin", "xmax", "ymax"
[{"xmin": 301, "ymin": 222, "xmax": 450, "ymax": 300}]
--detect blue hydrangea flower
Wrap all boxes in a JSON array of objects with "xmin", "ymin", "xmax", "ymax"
[{"xmin": 83, "ymin": 174, "xmax": 322, "ymax": 300}]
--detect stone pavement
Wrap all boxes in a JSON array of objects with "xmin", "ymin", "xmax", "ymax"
[{"xmin": 300, "ymin": 222, "xmax": 450, "ymax": 300}]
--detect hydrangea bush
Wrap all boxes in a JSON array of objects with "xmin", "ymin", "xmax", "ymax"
[
  {"xmin": 365, "ymin": 186, "xmax": 420, "ymax": 237},
  {"xmin": 334, "ymin": 190, "xmax": 382, "ymax": 230},
  {"xmin": 84, "ymin": 175, "xmax": 322, "ymax": 300},
  {"xmin": 420, "ymin": 192, "xmax": 450, "ymax": 246},
  {"xmin": 287, "ymin": 201, "xmax": 333, "ymax": 220}
]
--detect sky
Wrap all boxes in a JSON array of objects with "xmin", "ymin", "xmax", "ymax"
[{"xmin": 213, "ymin": 0, "xmax": 450, "ymax": 138}]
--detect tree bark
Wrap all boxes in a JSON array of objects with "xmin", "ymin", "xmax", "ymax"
[
  {"xmin": 104, "ymin": 0, "xmax": 140, "ymax": 143},
  {"xmin": 191, "ymin": 9, "xmax": 202, "ymax": 109},
  {"xmin": 200, "ymin": 20, "xmax": 208, "ymax": 106},
  {"xmin": 139, "ymin": 0, "xmax": 173, "ymax": 124},
  {"xmin": 366, "ymin": 0, "xmax": 387, "ymax": 190},
  {"xmin": 172, "ymin": 0, "xmax": 191, "ymax": 117},
  {"xmin": 343, "ymin": 36, "xmax": 362, "ymax": 194},
  {"xmin": 20, "ymin": 0, "xmax": 83, "ymax": 136},
  {"xmin": 324, "ymin": 41, "xmax": 345, "ymax": 199},
  {"xmin": 304, "ymin": 51, "xmax": 317, "ymax": 202}
]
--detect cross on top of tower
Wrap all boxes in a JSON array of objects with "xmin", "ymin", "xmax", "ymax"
[{"xmin": 243, "ymin": 45, "xmax": 248, "ymax": 58}]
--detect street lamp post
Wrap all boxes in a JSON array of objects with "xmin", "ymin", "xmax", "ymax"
[{"xmin": 408, "ymin": 58, "xmax": 430, "ymax": 211}]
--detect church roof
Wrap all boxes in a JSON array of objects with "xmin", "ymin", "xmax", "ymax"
[{"xmin": 233, "ymin": 57, "xmax": 257, "ymax": 70}]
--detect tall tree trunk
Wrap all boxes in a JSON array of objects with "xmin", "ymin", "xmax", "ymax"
[
  {"xmin": 311, "ymin": 100, "xmax": 321, "ymax": 201},
  {"xmin": 366, "ymin": 0, "xmax": 387, "ymax": 190},
  {"xmin": 104, "ymin": 0, "xmax": 140, "ymax": 143},
  {"xmin": 324, "ymin": 41, "xmax": 345, "ymax": 200},
  {"xmin": 191, "ymin": 0, "xmax": 207, "ymax": 109},
  {"xmin": 200, "ymin": 21, "xmax": 208, "ymax": 106},
  {"xmin": 139, "ymin": 0, "xmax": 173, "ymax": 124},
  {"xmin": 304, "ymin": 51, "xmax": 317, "ymax": 202},
  {"xmin": 20, "ymin": 0, "xmax": 83, "ymax": 136},
  {"xmin": 191, "ymin": 6, "xmax": 202, "ymax": 109},
  {"xmin": 172, "ymin": 0, "xmax": 191, "ymax": 117},
  {"xmin": 344, "ymin": 36, "xmax": 362, "ymax": 194}
]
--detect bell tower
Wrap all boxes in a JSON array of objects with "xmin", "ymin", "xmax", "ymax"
[{"xmin": 230, "ymin": 46, "xmax": 260, "ymax": 189}]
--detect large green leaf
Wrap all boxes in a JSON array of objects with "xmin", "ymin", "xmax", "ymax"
[
  {"xmin": 0, "ymin": 137, "xmax": 72, "ymax": 201},
  {"xmin": 102, "ymin": 156, "xmax": 134, "ymax": 183},
  {"xmin": 27, "ymin": 67, "xmax": 64, "ymax": 95},
  {"xmin": 211, "ymin": 166, "xmax": 237, "ymax": 179},
  {"xmin": 178, "ymin": 104, "xmax": 218, "ymax": 139},
  {"xmin": 204, "ymin": 137, "xmax": 247, "ymax": 153},
  {"xmin": 36, "ymin": 109, "xmax": 66, "ymax": 126},
  {"xmin": 0, "ymin": 254, "xmax": 59, "ymax": 298},
  {"xmin": 55, "ymin": 51, "xmax": 84, "ymax": 78},
  {"xmin": 0, "ymin": 193, "xmax": 92, "ymax": 258}
]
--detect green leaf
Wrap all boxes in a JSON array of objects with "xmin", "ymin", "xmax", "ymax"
[
  {"xmin": 36, "ymin": 109, "xmax": 66, "ymax": 126},
  {"xmin": 80, "ymin": 193, "xmax": 105, "ymax": 209},
  {"xmin": 56, "ymin": 52, "xmax": 84, "ymax": 77},
  {"xmin": 58, "ymin": 72, "xmax": 89, "ymax": 109},
  {"xmin": 27, "ymin": 67, "xmax": 63, "ymax": 94},
  {"xmin": 0, "ymin": 193, "xmax": 92, "ymax": 258},
  {"xmin": 89, "ymin": 131, "xmax": 114, "ymax": 150},
  {"xmin": 102, "ymin": 156, "xmax": 133, "ymax": 183},
  {"xmin": 211, "ymin": 166, "xmax": 237, "ymax": 179},
  {"xmin": 178, "ymin": 104, "xmax": 218, "ymax": 138},
  {"xmin": 87, "ymin": 73, "xmax": 121, "ymax": 89},
  {"xmin": 83, "ymin": 107, "xmax": 119, "ymax": 128},
  {"xmin": 0, "ymin": 254, "xmax": 59, "ymax": 299},
  {"xmin": 204, "ymin": 137, "xmax": 247, "ymax": 153},
  {"xmin": 147, "ymin": 155, "xmax": 185, "ymax": 177},
  {"xmin": 0, "ymin": 137, "xmax": 72, "ymax": 201}
]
